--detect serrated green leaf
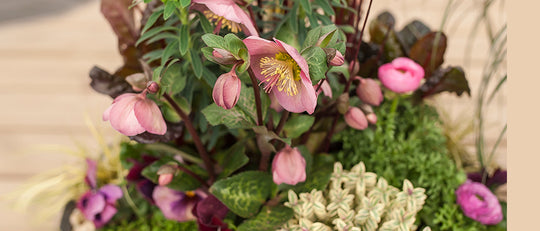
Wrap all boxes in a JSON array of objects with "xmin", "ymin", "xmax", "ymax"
[
  {"xmin": 302, "ymin": 46, "xmax": 328, "ymax": 82},
  {"xmin": 303, "ymin": 27, "xmax": 322, "ymax": 50},
  {"xmin": 210, "ymin": 171, "xmax": 273, "ymax": 218},
  {"xmin": 237, "ymin": 205, "xmax": 294, "ymax": 231},
  {"xmin": 202, "ymin": 104, "xmax": 255, "ymax": 129},
  {"xmin": 283, "ymin": 115, "xmax": 315, "ymax": 139},
  {"xmin": 179, "ymin": 24, "xmax": 190, "ymax": 56}
]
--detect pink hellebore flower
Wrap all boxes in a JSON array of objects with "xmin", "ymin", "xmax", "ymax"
[
  {"xmin": 378, "ymin": 57, "xmax": 425, "ymax": 93},
  {"xmin": 103, "ymin": 92, "xmax": 167, "ymax": 136},
  {"xmin": 344, "ymin": 107, "xmax": 368, "ymax": 130},
  {"xmin": 272, "ymin": 146, "xmax": 306, "ymax": 185},
  {"xmin": 244, "ymin": 36, "xmax": 317, "ymax": 114},
  {"xmin": 192, "ymin": 0, "xmax": 258, "ymax": 36},
  {"xmin": 212, "ymin": 70, "xmax": 241, "ymax": 109},
  {"xmin": 456, "ymin": 180, "xmax": 503, "ymax": 225},
  {"xmin": 153, "ymin": 186, "xmax": 206, "ymax": 222}
]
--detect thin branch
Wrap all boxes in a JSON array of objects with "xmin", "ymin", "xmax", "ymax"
[
  {"xmin": 248, "ymin": 67, "xmax": 264, "ymax": 125},
  {"xmin": 275, "ymin": 111, "xmax": 290, "ymax": 135}
]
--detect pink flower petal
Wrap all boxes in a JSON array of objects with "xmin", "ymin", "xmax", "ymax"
[
  {"xmin": 273, "ymin": 38, "xmax": 310, "ymax": 80},
  {"xmin": 272, "ymin": 72, "xmax": 317, "ymax": 114},
  {"xmin": 193, "ymin": 0, "xmax": 258, "ymax": 36},
  {"xmin": 102, "ymin": 104, "xmax": 113, "ymax": 121},
  {"xmin": 243, "ymin": 36, "xmax": 283, "ymax": 57},
  {"xmin": 85, "ymin": 159, "xmax": 97, "ymax": 189},
  {"xmin": 77, "ymin": 192, "xmax": 106, "ymax": 220},
  {"xmin": 134, "ymin": 98, "xmax": 167, "ymax": 135},
  {"xmin": 93, "ymin": 204, "xmax": 117, "ymax": 228},
  {"xmin": 272, "ymin": 146, "xmax": 306, "ymax": 185},
  {"xmin": 99, "ymin": 184, "xmax": 123, "ymax": 203},
  {"xmin": 108, "ymin": 94, "xmax": 146, "ymax": 136}
]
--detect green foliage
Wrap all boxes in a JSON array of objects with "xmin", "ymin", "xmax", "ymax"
[
  {"xmin": 101, "ymin": 212, "xmax": 197, "ymax": 231},
  {"xmin": 334, "ymin": 99, "xmax": 485, "ymax": 230},
  {"xmin": 237, "ymin": 205, "xmax": 294, "ymax": 231},
  {"xmin": 210, "ymin": 171, "xmax": 274, "ymax": 218}
]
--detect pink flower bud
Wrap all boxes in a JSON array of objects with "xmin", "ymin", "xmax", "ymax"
[
  {"xmin": 158, "ymin": 174, "xmax": 174, "ymax": 186},
  {"xmin": 212, "ymin": 70, "xmax": 241, "ymax": 109},
  {"xmin": 103, "ymin": 93, "xmax": 167, "ymax": 136},
  {"xmin": 356, "ymin": 77, "xmax": 383, "ymax": 106},
  {"xmin": 378, "ymin": 57, "xmax": 425, "ymax": 93},
  {"xmin": 366, "ymin": 113, "xmax": 377, "ymax": 124},
  {"xmin": 344, "ymin": 107, "xmax": 368, "ymax": 130},
  {"xmin": 330, "ymin": 50, "xmax": 345, "ymax": 66},
  {"xmin": 272, "ymin": 146, "xmax": 306, "ymax": 185},
  {"xmin": 212, "ymin": 48, "xmax": 238, "ymax": 65},
  {"xmin": 146, "ymin": 81, "xmax": 160, "ymax": 94}
]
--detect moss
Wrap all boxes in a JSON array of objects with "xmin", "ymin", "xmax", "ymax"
[{"xmin": 334, "ymin": 99, "xmax": 485, "ymax": 230}]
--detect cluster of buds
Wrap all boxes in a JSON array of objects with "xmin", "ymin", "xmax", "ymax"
[
  {"xmin": 279, "ymin": 162, "xmax": 429, "ymax": 231},
  {"xmin": 340, "ymin": 76, "xmax": 383, "ymax": 131}
]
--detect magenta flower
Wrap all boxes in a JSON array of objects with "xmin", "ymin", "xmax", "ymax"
[
  {"xmin": 103, "ymin": 92, "xmax": 167, "ymax": 136},
  {"xmin": 244, "ymin": 36, "xmax": 317, "ymax": 114},
  {"xmin": 192, "ymin": 0, "xmax": 258, "ymax": 36},
  {"xmin": 378, "ymin": 57, "xmax": 425, "ymax": 93},
  {"xmin": 356, "ymin": 77, "xmax": 383, "ymax": 106},
  {"xmin": 77, "ymin": 159, "xmax": 123, "ymax": 228},
  {"xmin": 126, "ymin": 155, "xmax": 158, "ymax": 203},
  {"xmin": 456, "ymin": 180, "xmax": 503, "ymax": 225},
  {"xmin": 212, "ymin": 70, "xmax": 241, "ymax": 109},
  {"xmin": 153, "ymin": 186, "xmax": 206, "ymax": 222},
  {"xmin": 272, "ymin": 145, "xmax": 306, "ymax": 185},
  {"xmin": 344, "ymin": 107, "xmax": 368, "ymax": 130}
]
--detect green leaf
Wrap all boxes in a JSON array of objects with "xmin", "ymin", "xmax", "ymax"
[
  {"xmin": 141, "ymin": 7, "xmax": 164, "ymax": 34},
  {"xmin": 202, "ymin": 34, "xmax": 226, "ymax": 49},
  {"xmin": 161, "ymin": 63, "xmax": 186, "ymax": 94},
  {"xmin": 414, "ymin": 66, "xmax": 471, "ymax": 99},
  {"xmin": 283, "ymin": 115, "xmax": 315, "ymax": 139},
  {"xmin": 302, "ymin": 46, "xmax": 328, "ymax": 82},
  {"xmin": 210, "ymin": 171, "xmax": 273, "ymax": 218},
  {"xmin": 179, "ymin": 24, "xmax": 190, "ymax": 56},
  {"xmin": 180, "ymin": 0, "xmax": 191, "ymax": 8},
  {"xmin": 214, "ymin": 142, "xmax": 249, "ymax": 178},
  {"xmin": 163, "ymin": 0, "xmax": 178, "ymax": 20},
  {"xmin": 288, "ymin": 4, "xmax": 298, "ymax": 34},
  {"xmin": 302, "ymin": 27, "xmax": 322, "ymax": 49},
  {"xmin": 237, "ymin": 48, "xmax": 250, "ymax": 73},
  {"xmin": 299, "ymin": 0, "xmax": 312, "ymax": 15},
  {"xmin": 197, "ymin": 11, "xmax": 213, "ymax": 33},
  {"xmin": 202, "ymin": 104, "xmax": 255, "ymax": 129},
  {"xmin": 224, "ymin": 33, "xmax": 246, "ymax": 58},
  {"xmin": 236, "ymin": 86, "xmax": 262, "ymax": 123},
  {"xmin": 190, "ymin": 50, "xmax": 203, "ymax": 78},
  {"xmin": 161, "ymin": 40, "xmax": 179, "ymax": 64},
  {"xmin": 237, "ymin": 205, "xmax": 294, "ymax": 231},
  {"xmin": 137, "ymin": 26, "xmax": 177, "ymax": 46},
  {"xmin": 314, "ymin": 0, "xmax": 334, "ymax": 15}
]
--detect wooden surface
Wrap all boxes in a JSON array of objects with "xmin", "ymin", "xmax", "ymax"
[{"xmin": 0, "ymin": 0, "xmax": 506, "ymax": 230}]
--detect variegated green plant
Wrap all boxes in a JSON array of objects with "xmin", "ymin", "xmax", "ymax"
[{"xmin": 279, "ymin": 162, "xmax": 429, "ymax": 231}]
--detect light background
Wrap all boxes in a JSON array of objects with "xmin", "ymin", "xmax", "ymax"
[{"xmin": 0, "ymin": 0, "xmax": 508, "ymax": 230}]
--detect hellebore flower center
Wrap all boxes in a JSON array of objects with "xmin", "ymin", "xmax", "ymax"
[
  {"xmin": 259, "ymin": 52, "xmax": 302, "ymax": 96},
  {"xmin": 204, "ymin": 10, "xmax": 242, "ymax": 33}
]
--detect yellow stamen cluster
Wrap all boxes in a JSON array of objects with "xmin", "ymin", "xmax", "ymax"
[
  {"xmin": 259, "ymin": 52, "xmax": 302, "ymax": 96},
  {"xmin": 185, "ymin": 191, "xmax": 196, "ymax": 197},
  {"xmin": 204, "ymin": 11, "xmax": 242, "ymax": 33}
]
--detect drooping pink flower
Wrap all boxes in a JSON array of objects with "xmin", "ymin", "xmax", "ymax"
[
  {"xmin": 244, "ymin": 36, "xmax": 317, "ymax": 114},
  {"xmin": 192, "ymin": 0, "xmax": 258, "ymax": 36},
  {"xmin": 356, "ymin": 77, "xmax": 383, "ymax": 106},
  {"xmin": 344, "ymin": 107, "xmax": 368, "ymax": 130},
  {"xmin": 272, "ymin": 146, "xmax": 306, "ymax": 185},
  {"xmin": 378, "ymin": 57, "xmax": 425, "ymax": 93},
  {"xmin": 103, "ymin": 92, "xmax": 167, "ymax": 136},
  {"xmin": 456, "ymin": 180, "xmax": 503, "ymax": 225},
  {"xmin": 153, "ymin": 186, "xmax": 206, "ymax": 222},
  {"xmin": 212, "ymin": 70, "xmax": 241, "ymax": 109},
  {"xmin": 212, "ymin": 48, "xmax": 238, "ymax": 65}
]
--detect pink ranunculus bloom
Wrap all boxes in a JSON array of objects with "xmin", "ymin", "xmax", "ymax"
[
  {"xmin": 244, "ymin": 36, "xmax": 317, "ymax": 114},
  {"xmin": 378, "ymin": 57, "xmax": 425, "ymax": 93},
  {"xmin": 212, "ymin": 70, "xmax": 241, "ymax": 109},
  {"xmin": 356, "ymin": 77, "xmax": 383, "ymax": 106},
  {"xmin": 272, "ymin": 145, "xmax": 306, "ymax": 185},
  {"xmin": 192, "ymin": 0, "xmax": 258, "ymax": 36},
  {"xmin": 456, "ymin": 180, "xmax": 503, "ymax": 225},
  {"xmin": 103, "ymin": 92, "xmax": 167, "ymax": 136},
  {"xmin": 344, "ymin": 107, "xmax": 368, "ymax": 130}
]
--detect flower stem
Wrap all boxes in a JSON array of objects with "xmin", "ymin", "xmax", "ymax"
[
  {"xmin": 248, "ymin": 67, "xmax": 264, "ymax": 126},
  {"xmin": 163, "ymin": 93, "xmax": 215, "ymax": 183},
  {"xmin": 275, "ymin": 111, "xmax": 290, "ymax": 136},
  {"xmin": 177, "ymin": 165, "xmax": 210, "ymax": 191}
]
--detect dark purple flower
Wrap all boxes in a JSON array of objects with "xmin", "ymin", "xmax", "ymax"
[
  {"xmin": 152, "ymin": 186, "xmax": 206, "ymax": 222},
  {"xmin": 126, "ymin": 155, "xmax": 158, "ymax": 203},
  {"xmin": 193, "ymin": 194, "xmax": 231, "ymax": 231},
  {"xmin": 77, "ymin": 159, "xmax": 123, "ymax": 228},
  {"xmin": 456, "ymin": 180, "xmax": 503, "ymax": 225},
  {"xmin": 468, "ymin": 168, "xmax": 507, "ymax": 188}
]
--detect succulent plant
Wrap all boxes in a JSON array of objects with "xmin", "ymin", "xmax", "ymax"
[{"xmin": 279, "ymin": 162, "xmax": 430, "ymax": 231}]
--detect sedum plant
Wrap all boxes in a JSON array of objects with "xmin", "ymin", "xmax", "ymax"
[{"xmin": 280, "ymin": 162, "xmax": 429, "ymax": 231}]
